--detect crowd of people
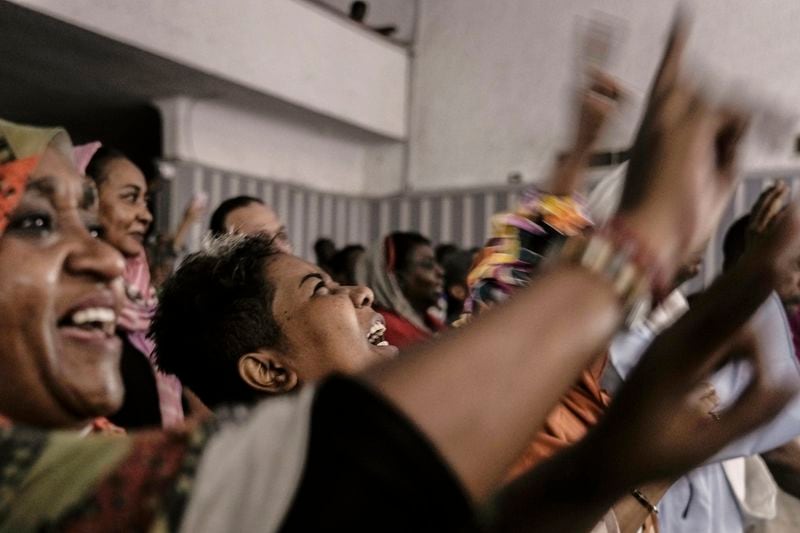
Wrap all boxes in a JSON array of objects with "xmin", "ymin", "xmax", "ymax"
[{"xmin": 2, "ymin": 16, "xmax": 800, "ymax": 532}]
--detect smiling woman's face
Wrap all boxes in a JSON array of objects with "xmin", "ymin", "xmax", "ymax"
[
  {"xmin": 267, "ymin": 254, "xmax": 397, "ymax": 381},
  {"xmin": 0, "ymin": 147, "xmax": 126, "ymax": 428},
  {"xmin": 96, "ymin": 157, "xmax": 153, "ymax": 258}
]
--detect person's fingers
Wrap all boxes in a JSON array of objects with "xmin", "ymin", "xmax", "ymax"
[
  {"xmin": 650, "ymin": 14, "xmax": 690, "ymax": 102},
  {"xmin": 710, "ymin": 341, "xmax": 797, "ymax": 447},
  {"xmin": 587, "ymin": 70, "xmax": 626, "ymax": 103},
  {"xmin": 756, "ymin": 185, "xmax": 789, "ymax": 232},
  {"xmin": 750, "ymin": 186, "xmax": 780, "ymax": 233}
]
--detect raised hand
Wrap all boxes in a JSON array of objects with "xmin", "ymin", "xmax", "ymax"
[
  {"xmin": 590, "ymin": 204, "xmax": 800, "ymax": 488},
  {"xmin": 616, "ymin": 18, "xmax": 750, "ymax": 280},
  {"xmin": 573, "ymin": 69, "xmax": 625, "ymax": 153}
]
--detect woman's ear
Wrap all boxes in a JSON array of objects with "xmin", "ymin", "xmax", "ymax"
[{"xmin": 238, "ymin": 351, "xmax": 299, "ymax": 394}]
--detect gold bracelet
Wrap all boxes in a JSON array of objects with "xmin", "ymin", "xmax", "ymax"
[{"xmin": 631, "ymin": 488, "xmax": 659, "ymax": 515}]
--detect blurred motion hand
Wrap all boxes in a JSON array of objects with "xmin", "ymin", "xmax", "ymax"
[
  {"xmin": 616, "ymin": 19, "xmax": 750, "ymax": 278},
  {"xmin": 590, "ymin": 206, "xmax": 800, "ymax": 488},
  {"xmin": 573, "ymin": 69, "xmax": 625, "ymax": 153},
  {"xmin": 593, "ymin": 318, "xmax": 795, "ymax": 489}
]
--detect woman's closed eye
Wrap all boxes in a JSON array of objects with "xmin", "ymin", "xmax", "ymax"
[{"xmin": 313, "ymin": 280, "xmax": 331, "ymax": 296}]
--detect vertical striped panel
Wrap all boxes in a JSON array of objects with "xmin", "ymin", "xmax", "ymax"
[
  {"xmin": 160, "ymin": 161, "xmax": 800, "ymax": 289},
  {"xmin": 439, "ymin": 196, "xmax": 452, "ymax": 243},
  {"xmin": 307, "ymin": 192, "xmax": 320, "ymax": 250},
  {"xmin": 399, "ymin": 197, "xmax": 411, "ymax": 230},
  {"xmin": 276, "ymin": 185, "xmax": 290, "ymax": 224},
  {"xmin": 245, "ymin": 178, "xmax": 257, "ymax": 196},
  {"xmin": 335, "ymin": 196, "xmax": 347, "ymax": 246},
  {"xmin": 462, "ymin": 194, "xmax": 474, "ymax": 248},
  {"xmin": 419, "ymin": 197, "xmax": 432, "ymax": 238},
  {"xmin": 378, "ymin": 198, "xmax": 391, "ymax": 244},
  {"xmin": 190, "ymin": 166, "xmax": 205, "ymax": 249},
  {"xmin": 347, "ymin": 199, "xmax": 359, "ymax": 245},
  {"xmin": 291, "ymin": 190, "xmax": 305, "ymax": 259}
]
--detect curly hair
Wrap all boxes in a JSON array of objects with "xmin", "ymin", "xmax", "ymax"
[{"xmin": 150, "ymin": 234, "xmax": 285, "ymax": 407}]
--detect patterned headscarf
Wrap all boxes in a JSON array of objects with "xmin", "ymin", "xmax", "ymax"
[{"xmin": 0, "ymin": 118, "xmax": 72, "ymax": 234}]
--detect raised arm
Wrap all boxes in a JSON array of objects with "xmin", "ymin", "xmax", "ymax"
[{"xmin": 363, "ymin": 17, "xmax": 751, "ymax": 505}]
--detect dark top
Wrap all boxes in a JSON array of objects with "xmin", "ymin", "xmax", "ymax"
[{"xmin": 280, "ymin": 376, "xmax": 476, "ymax": 532}]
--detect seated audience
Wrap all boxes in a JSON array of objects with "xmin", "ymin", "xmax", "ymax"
[
  {"xmin": 329, "ymin": 243, "xmax": 364, "ymax": 285},
  {"xmin": 357, "ymin": 231, "xmax": 445, "ymax": 348},
  {"xmin": 208, "ymin": 194, "xmax": 291, "ymax": 252},
  {"xmin": 148, "ymin": 193, "xmax": 208, "ymax": 289},
  {"xmin": 1, "ymin": 19, "xmax": 798, "ymax": 533},
  {"xmin": 151, "ymin": 235, "xmax": 395, "ymax": 409},
  {"xmin": 441, "ymin": 248, "xmax": 474, "ymax": 324},
  {"xmin": 722, "ymin": 182, "xmax": 800, "ymax": 531},
  {"xmin": 313, "ymin": 237, "xmax": 336, "ymax": 274},
  {"xmin": 86, "ymin": 146, "xmax": 184, "ymax": 429}
]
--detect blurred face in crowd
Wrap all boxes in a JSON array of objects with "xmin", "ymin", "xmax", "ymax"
[
  {"xmin": 224, "ymin": 201, "xmax": 292, "ymax": 253},
  {"xmin": 397, "ymin": 243, "xmax": 444, "ymax": 313},
  {"xmin": 0, "ymin": 147, "xmax": 126, "ymax": 427},
  {"xmin": 96, "ymin": 157, "xmax": 153, "ymax": 258},
  {"xmin": 255, "ymin": 254, "xmax": 396, "ymax": 388}
]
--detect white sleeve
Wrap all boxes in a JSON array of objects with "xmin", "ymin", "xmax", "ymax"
[
  {"xmin": 608, "ymin": 293, "xmax": 800, "ymax": 462},
  {"xmin": 179, "ymin": 386, "xmax": 316, "ymax": 533},
  {"xmin": 711, "ymin": 294, "xmax": 800, "ymax": 460}
]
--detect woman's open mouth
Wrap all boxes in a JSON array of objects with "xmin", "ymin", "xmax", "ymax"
[{"xmin": 367, "ymin": 321, "xmax": 389, "ymax": 347}]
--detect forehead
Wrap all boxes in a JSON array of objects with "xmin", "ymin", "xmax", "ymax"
[
  {"xmin": 103, "ymin": 158, "xmax": 147, "ymax": 188},
  {"xmin": 227, "ymin": 202, "xmax": 278, "ymax": 224},
  {"xmin": 410, "ymin": 243, "xmax": 434, "ymax": 258},
  {"xmin": 27, "ymin": 148, "xmax": 93, "ymax": 208},
  {"xmin": 267, "ymin": 253, "xmax": 319, "ymax": 282}
]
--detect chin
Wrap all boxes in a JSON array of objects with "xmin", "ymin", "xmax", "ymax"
[{"xmin": 70, "ymin": 382, "xmax": 124, "ymax": 418}]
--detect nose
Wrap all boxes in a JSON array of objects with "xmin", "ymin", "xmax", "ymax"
[
  {"xmin": 434, "ymin": 263, "xmax": 445, "ymax": 279},
  {"xmin": 65, "ymin": 230, "xmax": 126, "ymax": 282},
  {"xmin": 137, "ymin": 202, "xmax": 153, "ymax": 226},
  {"xmin": 348, "ymin": 285, "xmax": 374, "ymax": 308}
]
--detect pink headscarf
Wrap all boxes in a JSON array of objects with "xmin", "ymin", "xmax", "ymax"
[{"xmin": 81, "ymin": 141, "xmax": 184, "ymax": 428}]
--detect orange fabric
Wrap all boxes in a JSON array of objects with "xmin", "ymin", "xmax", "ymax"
[
  {"xmin": 0, "ymin": 156, "xmax": 38, "ymax": 234},
  {"xmin": 506, "ymin": 354, "xmax": 610, "ymax": 481}
]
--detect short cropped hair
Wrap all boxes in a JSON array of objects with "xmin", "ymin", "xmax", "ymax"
[{"xmin": 150, "ymin": 234, "xmax": 284, "ymax": 407}]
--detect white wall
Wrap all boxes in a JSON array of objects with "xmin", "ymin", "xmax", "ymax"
[
  {"xmin": 408, "ymin": 0, "xmax": 800, "ymax": 191},
  {"xmin": 158, "ymin": 96, "xmax": 408, "ymax": 195},
  {"xmin": 11, "ymin": 0, "xmax": 409, "ymax": 139}
]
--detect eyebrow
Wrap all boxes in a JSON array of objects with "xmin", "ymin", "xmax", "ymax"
[
  {"xmin": 299, "ymin": 272, "xmax": 324, "ymax": 288},
  {"xmin": 25, "ymin": 177, "xmax": 57, "ymax": 197}
]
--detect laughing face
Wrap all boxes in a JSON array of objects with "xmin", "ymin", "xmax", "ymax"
[
  {"xmin": 96, "ymin": 157, "xmax": 153, "ymax": 258},
  {"xmin": 0, "ymin": 147, "xmax": 126, "ymax": 428},
  {"xmin": 267, "ymin": 254, "xmax": 397, "ymax": 381}
]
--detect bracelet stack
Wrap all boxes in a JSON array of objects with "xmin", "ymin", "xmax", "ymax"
[{"xmin": 550, "ymin": 219, "xmax": 665, "ymax": 326}]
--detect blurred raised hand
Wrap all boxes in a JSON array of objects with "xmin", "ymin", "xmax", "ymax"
[{"xmin": 616, "ymin": 18, "xmax": 750, "ymax": 280}]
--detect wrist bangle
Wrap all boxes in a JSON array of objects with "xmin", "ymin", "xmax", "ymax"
[
  {"xmin": 631, "ymin": 488, "xmax": 659, "ymax": 515},
  {"xmin": 551, "ymin": 231, "xmax": 654, "ymax": 326}
]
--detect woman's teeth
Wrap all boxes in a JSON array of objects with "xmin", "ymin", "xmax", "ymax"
[
  {"xmin": 65, "ymin": 307, "xmax": 117, "ymax": 336},
  {"xmin": 367, "ymin": 322, "xmax": 387, "ymax": 346}
]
